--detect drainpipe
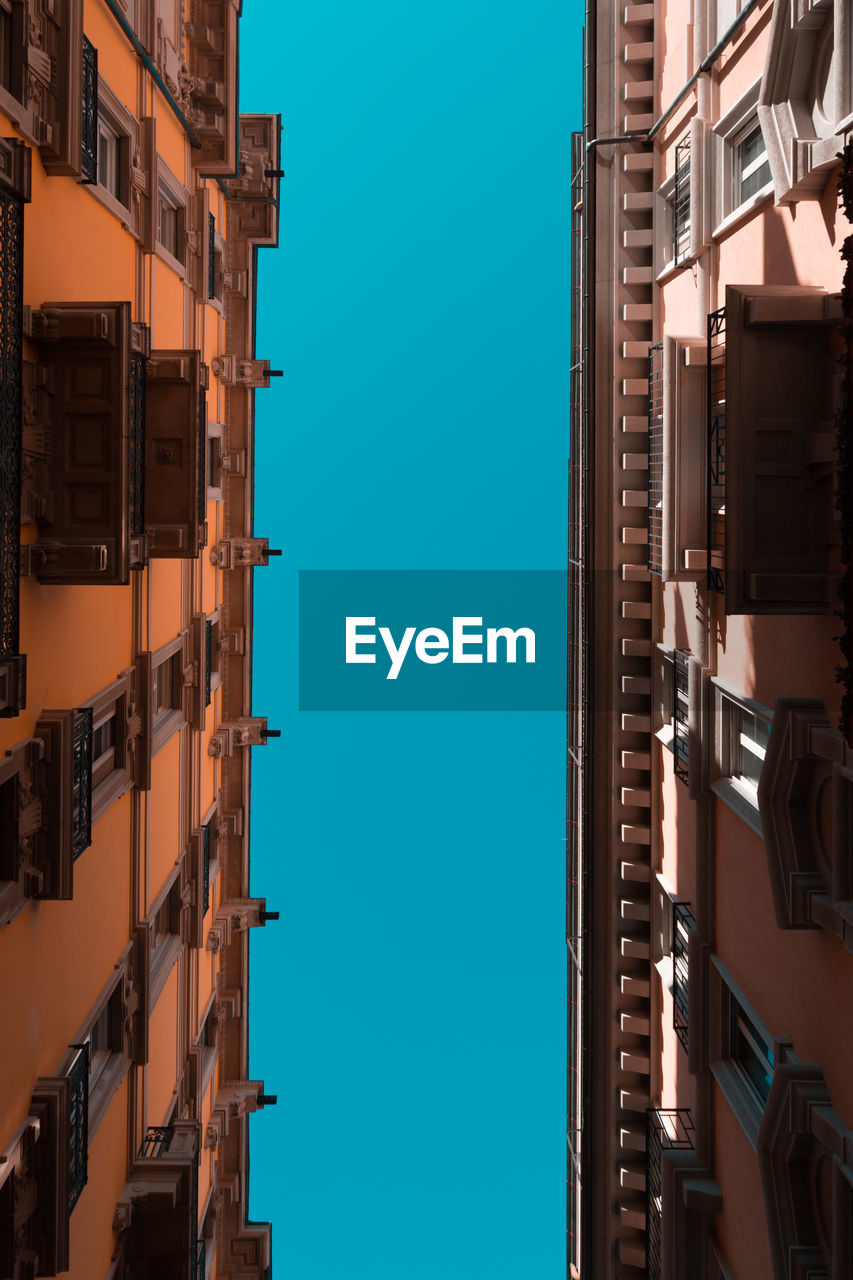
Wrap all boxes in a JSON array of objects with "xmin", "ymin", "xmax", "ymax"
[{"xmin": 101, "ymin": 0, "xmax": 203, "ymax": 149}]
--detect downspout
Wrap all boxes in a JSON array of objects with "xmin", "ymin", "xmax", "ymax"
[
  {"xmin": 647, "ymin": 0, "xmax": 765, "ymax": 140},
  {"xmin": 102, "ymin": 0, "xmax": 203, "ymax": 149},
  {"xmin": 579, "ymin": 0, "xmax": 594, "ymax": 1274}
]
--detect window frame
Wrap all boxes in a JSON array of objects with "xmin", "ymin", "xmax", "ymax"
[
  {"xmin": 85, "ymin": 76, "xmax": 139, "ymax": 228},
  {"xmin": 711, "ymin": 79, "xmax": 774, "ymax": 238},
  {"xmin": 709, "ymin": 957, "xmax": 789, "ymax": 1148},
  {"xmin": 148, "ymin": 870, "xmax": 182, "ymax": 1005},
  {"xmin": 150, "ymin": 632, "xmax": 189, "ymax": 754},
  {"xmin": 710, "ymin": 678, "xmax": 772, "ymax": 835},
  {"xmin": 154, "ymin": 159, "xmax": 189, "ymax": 277},
  {"xmin": 731, "ymin": 119, "xmax": 772, "ymax": 208},
  {"xmin": 83, "ymin": 670, "xmax": 136, "ymax": 822}
]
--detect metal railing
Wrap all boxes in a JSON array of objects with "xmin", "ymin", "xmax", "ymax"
[
  {"xmin": 204, "ymin": 619, "xmax": 213, "ymax": 708},
  {"xmin": 201, "ymin": 821, "xmax": 211, "ymax": 915},
  {"xmin": 672, "ymin": 651, "xmax": 689, "ymax": 784},
  {"xmin": 646, "ymin": 1109, "xmax": 695, "ymax": 1279},
  {"xmin": 72, "ymin": 708, "xmax": 93, "ymax": 860},
  {"xmin": 567, "ymin": 128, "xmax": 586, "ymax": 1279},
  {"xmin": 707, "ymin": 308, "xmax": 726, "ymax": 592},
  {"xmin": 129, "ymin": 351, "xmax": 147, "ymax": 539},
  {"xmin": 672, "ymin": 902, "xmax": 694, "ymax": 1050},
  {"xmin": 0, "ymin": 187, "xmax": 23, "ymax": 668},
  {"xmin": 648, "ymin": 341, "xmax": 664, "ymax": 574},
  {"xmin": 81, "ymin": 37, "xmax": 98, "ymax": 183},
  {"xmin": 68, "ymin": 1043, "xmax": 89, "ymax": 1211},
  {"xmin": 673, "ymin": 135, "xmax": 691, "ymax": 264},
  {"xmin": 198, "ymin": 387, "xmax": 207, "ymax": 529},
  {"xmin": 138, "ymin": 1124, "xmax": 173, "ymax": 1159},
  {"xmin": 208, "ymin": 212, "xmax": 216, "ymax": 300}
]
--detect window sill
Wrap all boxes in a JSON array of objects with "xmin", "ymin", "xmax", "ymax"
[
  {"xmin": 712, "ymin": 186, "xmax": 774, "ymax": 242},
  {"xmin": 89, "ymin": 1054, "xmax": 131, "ymax": 1141},
  {"xmin": 152, "ymin": 241, "xmax": 189, "ymax": 283},
  {"xmin": 150, "ymin": 933, "xmax": 182, "ymax": 1007},
  {"xmin": 152, "ymin": 709, "xmax": 185, "ymax": 756},
  {"xmin": 711, "ymin": 777, "xmax": 763, "ymax": 837},
  {"xmin": 710, "ymin": 1061, "xmax": 761, "ymax": 1152},
  {"xmin": 83, "ymin": 179, "xmax": 137, "ymax": 238}
]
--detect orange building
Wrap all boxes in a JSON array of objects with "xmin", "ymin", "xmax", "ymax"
[
  {"xmin": 569, "ymin": 0, "xmax": 853, "ymax": 1276},
  {"xmin": 0, "ymin": 3, "xmax": 280, "ymax": 1277}
]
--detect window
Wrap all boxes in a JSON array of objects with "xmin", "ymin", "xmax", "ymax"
[
  {"xmin": 673, "ymin": 134, "xmax": 691, "ymax": 265},
  {"xmin": 158, "ymin": 186, "xmax": 181, "ymax": 260},
  {"xmin": 96, "ymin": 112, "xmax": 128, "ymax": 206},
  {"xmin": 730, "ymin": 997, "xmax": 774, "ymax": 1108},
  {"xmin": 153, "ymin": 653, "xmax": 181, "ymax": 722},
  {"xmin": 712, "ymin": 81, "xmax": 774, "ymax": 233},
  {"xmin": 91, "ymin": 709, "xmax": 118, "ymax": 791},
  {"xmin": 710, "ymin": 959, "xmax": 783, "ymax": 1144},
  {"xmin": 733, "ymin": 121, "xmax": 771, "ymax": 206},
  {"xmin": 150, "ymin": 639, "xmax": 187, "ymax": 750},
  {"xmin": 87, "ymin": 684, "xmax": 132, "ymax": 818},
  {"xmin": 149, "ymin": 875, "xmax": 182, "ymax": 1002},
  {"xmin": 711, "ymin": 681, "xmax": 772, "ymax": 833}
]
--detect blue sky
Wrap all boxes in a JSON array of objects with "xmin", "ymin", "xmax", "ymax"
[{"xmin": 241, "ymin": 3, "xmax": 579, "ymax": 1275}]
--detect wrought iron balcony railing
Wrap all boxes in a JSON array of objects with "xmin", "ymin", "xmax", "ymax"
[
  {"xmin": 0, "ymin": 184, "xmax": 24, "ymax": 712},
  {"xmin": 672, "ymin": 902, "xmax": 695, "ymax": 1051},
  {"xmin": 67, "ymin": 1043, "xmax": 89, "ymax": 1212},
  {"xmin": 204, "ymin": 618, "xmax": 213, "ymax": 708},
  {"xmin": 81, "ymin": 37, "xmax": 98, "ymax": 183},
  {"xmin": 201, "ymin": 822, "xmax": 212, "ymax": 915},
  {"xmin": 672, "ymin": 651, "xmax": 689, "ymax": 785},
  {"xmin": 72, "ymin": 708, "xmax": 93, "ymax": 860},
  {"xmin": 129, "ymin": 351, "xmax": 147, "ymax": 541},
  {"xmin": 208, "ymin": 212, "xmax": 216, "ymax": 299},
  {"xmin": 673, "ymin": 135, "xmax": 691, "ymax": 265},
  {"xmin": 138, "ymin": 1124, "xmax": 174, "ymax": 1159},
  {"xmin": 648, "ymin": 341, "xmax": 664, "ymax": 575},
  {"xmin": 198, "ymin": 384, "xmax": 207, "ymax": 531},
  {"xmin": 646, "ymin": 1108, "xmax": 695, "ymax": 1280},
  {"xmin": 707, "ymin": 308, "xmax": 726, "ymax": 593}
]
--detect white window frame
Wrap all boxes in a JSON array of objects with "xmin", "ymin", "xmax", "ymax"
[
  {"xmin": 710, "ymin": 678, "xmax": 772, "ymax": 834},
  {"xmin": 154, "ymin": 159, "xmax": 190, "ymax": 279},
  {"xmin": 712, "ymin": 79, "xmax": 774, "ymax": 237},
  {"xmin": 731, "ymin": 119, "xmax": 772, "ymax": 208}
]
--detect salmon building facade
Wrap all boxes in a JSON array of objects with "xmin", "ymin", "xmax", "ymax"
[
  {"xmin": 569, "ymin": 0, "xmax": 853, "ymax": 1276},
  {"xmin": 0, "ymin": 2, "xmax": 281, "ymax": 1276}
]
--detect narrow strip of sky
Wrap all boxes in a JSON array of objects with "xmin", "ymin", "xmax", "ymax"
[{"xmin": 241, "ymin": 3, "xmax": 580, "ymax": 1276}]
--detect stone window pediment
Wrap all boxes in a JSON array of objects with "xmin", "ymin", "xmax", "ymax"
[
  {"xmin": 758, "ymin": 1062, "xmax": 853, "ymax": 1279},
  {"xmin": 758, "ymin": 0, "xmax": 853, "ymax": 203},
  {"xmin": 757, "ymin": 698, "xmax": 853, "ymax": 951}
]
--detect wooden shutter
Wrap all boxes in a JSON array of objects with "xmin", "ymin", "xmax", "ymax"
[
  {"xmin": 725, "ymin": 286, "xmax": 835, "ymax": 613},
  {"xmin": 36, "ymin": 302, "xmax": 131, "ymax": 584},
  {"xmin": 144, "ymin": 350, "xmax": 206, "ymax": 556}
]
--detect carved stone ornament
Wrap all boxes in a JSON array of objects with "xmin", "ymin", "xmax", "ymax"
[
  {"xmin": 758, "ymin": 699, "xmax": 853, "ymax": 951},
  {"xmin": 757, "ymin": 1063, "xmax": 853, "ymax": 1279}
]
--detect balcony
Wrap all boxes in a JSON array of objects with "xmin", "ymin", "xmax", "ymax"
[
  {"xmin": 646, "ymin": 1109, "xmax": 695, "ymax": 1280},
  {"xmin": 0, "ymin": 146, "xmax": 30, "ymax": 717},
  {"xmin": 706, "ymin": 307, "xmax": 726, "ymax": 594},
  {"xmin": 114, "ymin": 1120, "xmax": 201, "ymax": 1280},
  {"xmin": 22, "ymin": 309, "xmax": 209, "ymax": 580},
  {"xmin": 707, "ymin": 286, "xmax": 840, "ymax": 612}
]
